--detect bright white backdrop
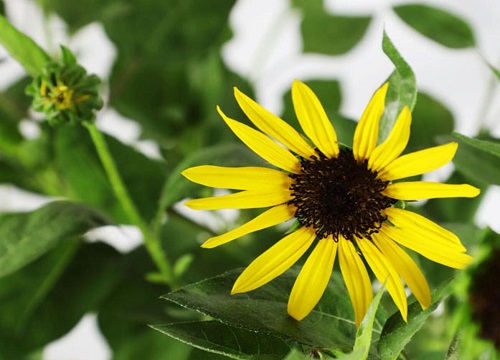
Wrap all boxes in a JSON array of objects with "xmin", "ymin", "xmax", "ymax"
[{"xmin": 0, "ymin": 0, "xmax": 499, "ymax": 359}]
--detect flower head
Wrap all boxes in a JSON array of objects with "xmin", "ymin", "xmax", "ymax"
[
  {"xmin": 26, "ymin": 47, "xmax": 103, "ymax": 125},
  {"xmin": 182, "ymin": 80, "xmax": 480, "ymax": 326}
]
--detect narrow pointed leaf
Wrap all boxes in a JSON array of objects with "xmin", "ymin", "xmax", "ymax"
[
  {"xmin": 379, "ymin": 32, "xmax": 416, "ymax": 143},
  {"xmin": 0, "ymin": 14, "xmax": 50, "ymax": 75}
]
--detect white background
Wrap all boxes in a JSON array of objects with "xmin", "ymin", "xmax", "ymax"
[{"xmin": 0, "ymin": 0, "xmax": 499, "ymax": 359}]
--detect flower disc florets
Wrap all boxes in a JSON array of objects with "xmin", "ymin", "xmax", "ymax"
[
  {"xmin": 26, "ymin": 47, "xmax": 103, "ymax": 125},
  {"xmin": 289, "ymin": 148, "xmax": 396, "ymax": 241}
]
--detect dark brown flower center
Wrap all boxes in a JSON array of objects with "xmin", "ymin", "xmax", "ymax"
[{"xmin": 288, "ymin": 148, "xmax": 395, "ymax": 241}]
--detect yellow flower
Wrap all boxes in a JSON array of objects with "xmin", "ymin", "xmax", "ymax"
[{"xmin": 182, "ymin": 80, "xmax": 480, "ymax": 327}]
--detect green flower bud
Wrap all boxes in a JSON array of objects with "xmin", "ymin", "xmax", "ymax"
[{"xmin": 26, "ymin": 46, "xmax": 103, "ymax": 125}]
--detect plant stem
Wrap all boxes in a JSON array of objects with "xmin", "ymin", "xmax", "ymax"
[{"xmin": 84, "ymin": 122, "xmax": 175, "ymax": 286}]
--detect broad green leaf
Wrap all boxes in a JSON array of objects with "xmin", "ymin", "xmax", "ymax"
[
  {"xmin": 292, "ymin": 0, "xmax": 371, "ymax": 55},
  {"xmin": 393, "ymin": 4, "xmax": 475, "ymax": 48},
  {"xmin": 0, "ymin": 14, "xmax": 50, "ymax": 75},
  {"xmin": 339, "ymin": 288, "xmax": 385, "ymax": 360},
  {"xmin": 0, "ymin": 201, "xmax": 109, "ymax": 278},
  {"xmin": 152, "ymin": 320, "xmax": 292, "ymax": 360},
  {"xmin": 163, "ymin": 268, "xmax": 369, "ymax": 354},
  {"xmin": 283, "ymin": 349, "xmax": 312, "ymax": 360},
  {"xmin": 452, "ymin": 133, "xmax": 500, "ymax": 186},
  {"xmin": 379, "ymin": 31, "xmax": 416, "ymax": 143},
  {"xmin": 405, "ymin": 92, "xmax": 454, "ymax": 154},
  {"xmin": 377, "ymin": 279, "xmax": 453, "ymax": 360},
  {"xmin": 0, "ymin": 242, "xmax": 122, "ymax": 357}
]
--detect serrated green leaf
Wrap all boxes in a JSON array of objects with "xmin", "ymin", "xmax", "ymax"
[
  {"xmin": 0, "ymin": 201, "xmax": 109, "ymax": 278},
  {"xmin": 292, "ymin": 0, "xmax": 371, "ymax": 55},
  {"xmin": 394, "ymin": 4, "xmax": 475, "ymax": 48},
  {"xmin": 153, "ymin": 320, "xmax": 292, "ymax": 360},
  {"xmin": 162, "ymin": 268, "xmax": 361, "ymax": 353},
  {"xmin": 451, "ymin": 133, "xmax": 500, "ymax": 186},
  {"xmin": 0, "ymin": 14, "xmax": 50, "ymax": 75},
  {"xmin": 0, "ymin": 242, "xmax": 122, "ymax": 358},
  {"xmin": 379, "ymin": 31, "xmax": 416, "ymax": 143},
  {"xmin": 377, "ymin": 279, "xmax": 454, "ymax": 360}
]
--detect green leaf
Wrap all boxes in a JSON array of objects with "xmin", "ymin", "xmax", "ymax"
[
  {"xmin": 339, "ymin": 288, "xmax": 385, "ymax": 360},
  {"xmin": 405, "ymin": 92, "xmax": 454, "ymax": 153},
  {"xmin": 162, "ymin": 268, "xmax": 364, "ymax": 354},
  {"xmin": 451, "ymin": 133, "xmax": 500, "ymax": 185},
  {"xmin": 152, "ymin": 320, "xmax": 292, "ymax": 360},
  {"xmin": 379, "ymin": 31, "xmax": 416, "ymax": 143},
  {"xmin": 377, "ymin": 279, "xmax": 453, "ymax": 360},
  {"xmin": 292, "ymin": 0, "xmax": 371, "ymax": 55},
  {"xmin": 98, "ymin": 247, "xmax": 193, "ymax": 359},
  {"xmin": 0, "ymin": 14, "xmax": 50, "ymax": 75},
  {"xmin": 0, "ymin": 201, "xmax": 109, "ymax": 278},
  {"xmin": 453, "ymin": 132, "xmax": 500, "ymax": 158},
  {"xmin": 393, "ymin": 4, "xmax": 475, "ymax": 48},
  {"xmin": 0, "ymin": 242, "xmax": 122, "ymax": 357}
]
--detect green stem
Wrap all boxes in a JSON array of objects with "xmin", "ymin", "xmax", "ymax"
[{"xmin": 84, "ymin": 122, "xmax": 175, "ymax": 286}]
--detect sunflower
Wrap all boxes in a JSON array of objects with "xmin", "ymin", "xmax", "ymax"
[{"xmin": 182, "ymin": 80, "xmax": 480, "ymax": 326}]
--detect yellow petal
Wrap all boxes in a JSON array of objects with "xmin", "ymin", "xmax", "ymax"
[
  {"xmin": 184, "ymin": 189, "xmax": 292, "ymax": 210},
  {"xmin": 182, "ymin": 165, "xmax": 292, "ymax": 191},
  {"xmin": 368, "ymin": 106, "xmax": 412, "ymax": 172},
  {"xmin": 381, "ymin": 224, "xmax": 474, "ymax": 269},
  {"xmin": 378, "ymin": 142, "xmax": 458, "ymax": 181},
  {"xmin": 338, "ymin": 238, "xmax": 373, "ymax": 327},
  {"xmin": 232, "ymin": 227, "xmax": 316, "ymax": 294},
  {"xmin": 353, "ymin": 83, "xmax": 389, "ymax": 162},
  {"xmin": 385, "ymin": 207, "xmax": 466, "ymax": 252},
  {"xmin": 384, "ymin": 181, "xmax": 481, "ymax": 200},
  {"xmin": 358, "ymin": 239, "xmax": 408, "ymax": 321},
  {"xmin": 291, "ymin": 80, "xmax": 339, "ymax": 158},
  {"xmin": 201, "ymin": 204, "xmax": 296, "ymax": 248},
  {"xmin": 372, "ymin": 232, "xmax": 431, "ymax": 309},
  {"xmin": 288, "ymin": 237, "xmax": 338, "ymax": 320},
  {"xmin": 234, "ymin": 88, "xmax": 316, "ymax": 159},
  {"xmin": 217, "ymin": 106, "xmax": 301, "ymax": 173}
]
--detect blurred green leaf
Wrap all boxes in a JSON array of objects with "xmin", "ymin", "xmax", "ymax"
[
  {"xmin": 487, "ymin": 63, "xmax": 500, "ymax": 80},
  {"xmin": 163, "ymin": 268, "xmax": 374, "ymax": 355},
  {"xmin": 0, "ymin": 14, "xmax": 50, "ymax": 76},
  {"xmin": 379, "ymin": 31, "xmax": 416, "ymax": 143},
  {"xmin": 339, "ymin": 288, "xmax": 385, "ymax": 360},
  {"xmin": 292, "ymin": 0, "xmax": 371, "ymax": 55},
  {"xmin": 0, "ymin": 241, "xmax": 122, "ymax": 358},
  {"xmin": 405, "ymin": 92, "xmax": 454, "ymax": 153},
  {"xmin": 98, "ymin": 246, "xmax": 193, "ymax": 359},
  {"xmin": 452, "ymin": 133, "xmax": 500, "ymax": 186},
  {"xmin": 378, "ymin": 279, "xmax": 453, "ymax": 360},
  {"xmin": 0, "ymin": 201, "xmax": 109, "ymax": 278},
  {"xmin": 393, "ymin": 4, "xmax": 475, "ymax": 48},
  {"xmin": 53, "ymin": 125, "xmax": 166, "ymax": 223},
  {"xmin": 153, "ymin": 320, "xmax": 292, "ymax": 359}
]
